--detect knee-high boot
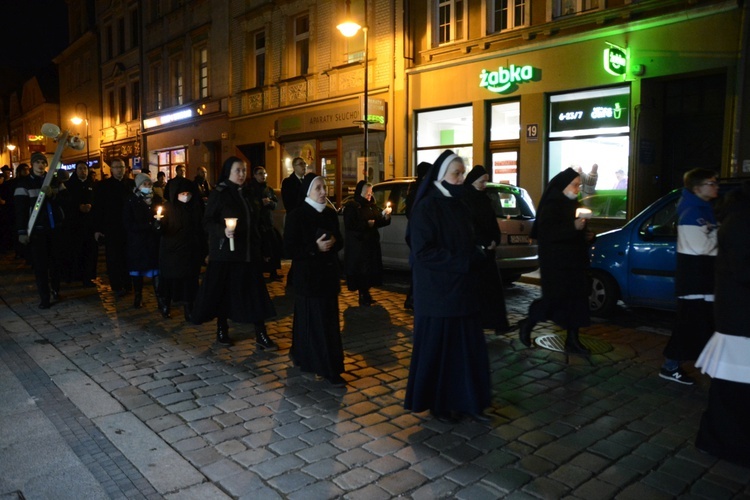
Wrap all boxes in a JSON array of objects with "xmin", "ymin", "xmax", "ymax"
[
  {"xmin": 132, "ymin": 276, "xmax": 144, "ymax": 308},
  {"xmin": 153, "ymin": 275, "xmax": 170, "ymax": 318},
  {"xmin": 255, "ymin": 322, "xmax": 277, "ymax": 350},
  {"xmin": 565, "ymin": 328, "xmax": 591, "ymax": 356}
]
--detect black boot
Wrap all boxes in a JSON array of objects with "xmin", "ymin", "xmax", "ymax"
[
  {"xmin": 153, "ymin": 276, "xmax": 170, "ymax": 318},
  {"xmin": 358, "ymin": 290, "xmax": 371, "ymax": 306},
  {"xmin": 363, "ymin": 289, "xmax": 376, "ymax": 305},
  {"xmin": 518, "ymin": 318, "xmax": 534, "ymax": 347},
  {"xmin": 255, "ymin": 324, "xmax": 277, "ymax": 350},
  {"xmin": 183, "ymin": 302, "xmax": 193, "ymax": 323},
  {"xmin": 216, "ymin": 318, "xmax": 232, "ymax": 345},
  {"xmin": 132, "ymin": 276, "xmax": 143, "ymax": 309},
  {"xmin": 565, "ymin": 329, "xmax": 591, "ymax": 356}
]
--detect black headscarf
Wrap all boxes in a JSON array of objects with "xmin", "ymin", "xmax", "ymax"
[
  {"xmin": 167, "ymin": 176, "xmax": 199, "ymax": 204},
  {"xmin": 530, "ymin": 167, "xmax": 580, "ymax": 239},
  {"xmin": 354, "ymin": 180, "xmax": 373, "ymax": 206},
  {"xmin": 218, "ymin": 156, "xmax": 244, "ymax": 184},
  {"xmin": 464, "ymin": 165, "xmax": 488, "ymax": 188}
]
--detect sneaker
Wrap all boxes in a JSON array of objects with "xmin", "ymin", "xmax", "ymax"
[{"xmin": 659, "ymin": 367, "xmax": 695, "ymax": 385}]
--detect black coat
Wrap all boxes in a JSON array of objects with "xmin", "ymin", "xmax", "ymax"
[
  {"xmin": 64, "ymin": 175, "xmax": 95, "ymax": 231},
  {"xmin": 283, "ymin": 202, "xmax": 343, "ymax": 297},
  {"xmin": 281, "ymin": 174, "xmax": 304, "ymax": 213},
  {"xmin": 342, "ymin": 195, "xmax": 390, "ymax": 281},
  {"xmin": 159, "ymin": 196, "xmax": 207, "ymax": 279},
  {"xmin": 203, "ymin": 180, "xmax": 261, "ymax": 263},
  {"xmin": 409, "ymin": 190, "xmax": 483, "ymax": 317},
  {"xmin": 535, "ymin": 190, "xmax": 589, "ymax": 299},
  {"xmin": 464, "ymin": 187, "xmax": 501, "ymax": 247},
  {"xmin": 93, "ymin": 176, "xmax": 135, "ymax": 235},
  {"xmin": 123, "ymin": 192, "xmax": 160, "ymax": 272}
]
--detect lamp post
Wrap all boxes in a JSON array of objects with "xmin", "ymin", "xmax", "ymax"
[
  {"xmin": 71, "ymin": 103, "xmax": 90, "ymax": 164},
  {"xmin": 337, "ymin": 1, "xmax": 369, "ymax": 179},
  {"xmin": 7, "ymin": 144, "xmax": 16, "ymax": 167}
]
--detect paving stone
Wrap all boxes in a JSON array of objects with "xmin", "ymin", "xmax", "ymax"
[
  {"xmin": 286, "ymin": 480, "xmax": 345, "ymax": 500},
  {"xmin": 267, "ymin": 470, "xmax": 316, "ymax": 494},
  {"xmin": 341, "ymin": 483, "xmax": 391, "ymax": 500},
  {"xmin": 333, "ymin": 466, "xmax": 380, "ymax": 491},
  {"xmin": 200, "ymin": 457, "xmax": 245, "ymax": 482},
  {"xmin": 302, "ymin": 458, "xmax": 349, "ymax": 480},
  {"xmin": 410, "ymin": 477, "xmax": 460, "ymax": 500},
  {"xmin": 250, "ymin": 453, "xmax": 306, "ymax": 479}
]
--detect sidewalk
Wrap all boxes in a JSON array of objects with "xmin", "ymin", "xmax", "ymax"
[{"xmin": 1, "ymin": 254, "xmax": 748, "ymax": 499}]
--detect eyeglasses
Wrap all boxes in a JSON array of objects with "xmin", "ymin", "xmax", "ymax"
[{"xmin": 701, "ymin": 181, "xmax": 718, "ymax": 187}]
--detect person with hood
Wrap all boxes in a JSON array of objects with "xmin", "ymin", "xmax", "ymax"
[
  {"xmin": 158, "ymin": 176, "xmax": 207, "ymax": 321},
  {"xmin": 660, "ymin": 168, "xmax": 720, "ymax": 384},
  {"xmin": 404, "ymin": 150, "xmax": 491, "ymax": 423},
  {"xmin": 123, "ymin": 173, "xmax": 163, "ymax": 311},
  {"xmin": 517, "ymin": 167, "xmax": 593, "ymax": 355},
  {"xmin": 463, "ymin": 165, "xmax": 512, "ymax": 335},
  {"xmin": 695, "ymin": 180, "xmax": 750, "ymax": 465},
  {"xmin": 248, "ymin": 166, "xmax": 283, "ymax": 281},
  {"xmin": 283, "ymin": 173, "xmax": 346, "ymax": 387},
  {"xmin": 191, "ymin": 156, "xmax": 277, "ymax": 349},
  {"xmin": 342, "ymin": 180, "xmax": 391, "ymax": 306}
]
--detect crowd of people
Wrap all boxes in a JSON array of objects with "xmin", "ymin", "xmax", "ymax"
[{"xmin": 6, "ymin": 151, "xmax": 749, "ymax": 466}]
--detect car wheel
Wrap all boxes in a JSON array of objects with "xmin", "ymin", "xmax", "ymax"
[{"xmin": 589, "ymin": 269, "xmax": 619, "ymax": 317}]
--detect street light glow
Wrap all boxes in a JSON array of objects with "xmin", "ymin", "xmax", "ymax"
[{"xmin": 337, "ymin": 20, "xmax": 361, "ymax": 38}]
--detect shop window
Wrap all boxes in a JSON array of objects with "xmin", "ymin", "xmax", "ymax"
[
  {"xmin": 415, "ymin": 105, "xmax": 473, "ymax": 167},
  {"xmin": 548, "ymin": 86, "xmax": 630, "ymax": 216},
  {"xmin": 491, "ymin": 0, "xmax": 528, "ymax": 32},
  {"xmin": 436, "ymin": 0, "xmax": 465, "ymax": 45},
  {"xmin": 551, "ymin": 0, "xmax": 602, "ymax": 19},
  {"xmin": 151, "ymin": 148, "xmax": 187, "ymax": 181}
]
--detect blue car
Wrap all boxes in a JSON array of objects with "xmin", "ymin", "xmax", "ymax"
[{"xmin": 588, "ymin": 183, "xmax": 738, "ymax": 317}]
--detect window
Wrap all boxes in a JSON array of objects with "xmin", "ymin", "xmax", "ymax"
[
  {"xmin": 105, "ymin": 24, "xmax": 113, "ymax": 60},
  {"xmin": 108, "ymin": 90, "xmax": 116, "ymax": 125},
  {"xmin": 196, "ymin": 47, "xmax": 209, "ymax": 98},
  {"xmin": 117, "ymin": 17, "xmax": 125, "ymax": 55},
  {"xmin": 119, "ymin": 87, "xmax": 127, "ymax": 123},
  {"xmin": 553, "ymin": 0, "xmax": 601, "ymax": 18},
  {"xmin": 491, "ymin": 0, "xmax": 528, "ymax": 32},
  {"xmin": 437, "ymin": 0, "xmax": 465, "ymax": 45},
  {"xmin": 131, "ymin": 81, "xmax": 140, "ymax": 120},
  {"xmin": 294, "ymin": 14, "xmax": 310, "ymax": 76},
  {"xmin": 130, "ymin": 9, "xmax": 139, "ymax": 49},
  {"xmin": 254, "ymin": 31, "xmax": 266, "ymax": 88},
  {"xmin": 415, "ymin": 106, "xmax": 473, "ymax": 167},
  {"xmin": 151, "ymin": 63, "xmax": 162, "ymax": 111},
  {"xmin": 171, "ymin": 57, "xmax": 184, "ymax": 106}
]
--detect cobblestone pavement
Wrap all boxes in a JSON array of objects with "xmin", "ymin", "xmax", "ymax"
[{"xmin": 1, "ymin": 253, "xmax": 749, "ymax": 499}]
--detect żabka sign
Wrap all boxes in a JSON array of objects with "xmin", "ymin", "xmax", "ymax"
[{"xmin": 479, "ymin": 64, "xmax": 538, "ymax": 94}]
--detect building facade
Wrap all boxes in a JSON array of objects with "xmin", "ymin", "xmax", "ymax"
[{"xmin": 406, "ymin": 0, "xmax": 750, "ymax": 213}]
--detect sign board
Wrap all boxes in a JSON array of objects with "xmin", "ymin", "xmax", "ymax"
[
  {"xmin": 550, "ymin": 93, "xmax": 630, "ymax": 135},
  {"xmin": 480, "ymin": 64, "xmax": 539, "ymax": 94},
  {"xmin": 604, "ymin": 45, "xmax": 628, "ymax": 76},
  {"xmin": 526, "ymin": 124, "xmax": 539, "ymax": 142}
]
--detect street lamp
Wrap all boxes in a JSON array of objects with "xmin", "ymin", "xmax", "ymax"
[
  {"xmin": 337, "ymin": 0, "xmax": 370, "ymax": 179},
  {"xmin": 71, "ymin": 102, "xmax": 90, "ymax": 163},
  {"xmin": 7, "ymin": 144, "xmax": 16, "ymax": 168}
]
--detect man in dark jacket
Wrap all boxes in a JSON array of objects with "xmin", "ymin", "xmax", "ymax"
[
  {"xmin": 93, "ymin": 158, "xmax": 135, "ymax": 296},
  {"xmin": 14, "ymin": 152, "xmax": 65, "ymax": 308},
  {"xmin": 65, "ymin": 161, "xmax": 98, "ymax": 287},
  {"xmin": 281, "ymin": 157, "xmax": 307, "ymax": 214}
]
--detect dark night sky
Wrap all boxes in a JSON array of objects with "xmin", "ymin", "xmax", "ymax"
[{"xmin": 0, "ymin": 0, "xmax": 69, "ymax": 92}]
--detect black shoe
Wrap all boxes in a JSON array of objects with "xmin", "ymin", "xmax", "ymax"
[
  {"xmin": 255, "ymin": 330, "xmax": 277, "ymax": 350},
  {"xmin": 183, "ymin": 304, "xmax": 192, "ymax": 323},
  {"xmin": 133, "ymin": 293, "xmax": 143, "ymax": 309},
  {"xmin": 364, "ymin": 290, "xmax": 376, "ymax": 305},
  {"xmin": 565, "ymin": 336, "xmax": 591, "ymax": 356},
  {"xmin": 358, "ymin": 291, "xmax": 372, "ymax": 307},
  {"xmin": 50, "ymin": 290, "xmax": 60, "ymax": 301},
  {"xmin": 468, "ymin": 412, "xmax": 491, "ymax": 423},
  {"xmin": 158, "ymin": 299, "xmax": 171, "ymax": 318},
  {"xmin": 430, "ymin": 410, "xmax": 460, "ymax": 424},
  {"xmin": 216, "ymin": 327, "xmax": 232, "ymax": 346},
  {"xmin": 495, "ymin": 324, "xmax": 518, "ymax": 335},
  {"xmin": 39, "ymin": 301, "xmax": 51, "ymax": 310},
  {"xmin": 328, "ymin": 375, "xmax": 346, "ymax": 388},
  {"xmin": 518, "ymin": 319, "xmax": 533, "ymax": 347}
]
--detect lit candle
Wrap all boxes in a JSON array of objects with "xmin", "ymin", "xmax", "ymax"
[
  {"xmin": 154, "ymin": 206, "xmax": 163, "ymax": 220},
  {"xmin": 575, "ymin": 208, "xmax": 592, "ymax": 219},
  {"xmin": 225, "ymin": 218, "xmax": 238, "ymax": 251}
]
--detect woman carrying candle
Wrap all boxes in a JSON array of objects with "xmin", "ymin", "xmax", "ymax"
[
  {"xmin": 342, "ymin": 180, "xmax": 391, "ymax": 306},
  {"xmin": 517, "ymin": 167, "xmax": 595, "ymax": 354},
  {"xmin": 190, "ymin": 156, "xmax": 277, "ymax": 348}
]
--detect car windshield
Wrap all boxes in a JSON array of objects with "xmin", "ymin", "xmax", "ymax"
[{"xmin": 486, "ymin": 186, "xmax": 535, "ymax": 219}]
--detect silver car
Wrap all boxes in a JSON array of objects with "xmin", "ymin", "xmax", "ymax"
[{"xmin": 340, "ymin": 178, "xmax": 539, "ymax": 283}]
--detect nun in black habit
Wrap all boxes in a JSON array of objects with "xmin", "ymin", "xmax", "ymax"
[
  {"xmin": 404, "ymin": 150, "xmax": 491, "ymax": 423},
  {"xmin": 190, "ymin": 156, "xmax": 277, "ymax": 349},
  {"xmin": 283, "ymin": 174, "xmax": 346, "ymax": 387},
  {"xmin": 463, "ymin": 165, "xmax": 512, "ymax": 334},
  {"xmin": 518, "ymin": 167, "xmax": 593, "ymax": 354}
]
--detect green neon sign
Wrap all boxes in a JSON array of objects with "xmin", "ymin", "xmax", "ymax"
[
  {"xmin": 479, "ymin": 65, "xmax": 538, "ymax": 94},
  {"xmin": 604, "ymin": 45, "xmax": 627, "ymax": 76}
]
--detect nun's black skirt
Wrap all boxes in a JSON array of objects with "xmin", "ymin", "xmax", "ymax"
[
  {"xmin": 404, "ymin": 313, "xmax": 491, "ymax": 415},
  {"xmin": 527, "ymin": 295, "xmax": 591, "ymax": 331},
  {"xmin": 191, "ymin": 260, "xmax": 276, "ymax": 324},
  {"xmin": 290, "ymin": 295, "xmax": 344, "ymax": 380},
  {"xmin": 696, "ymin": 378, "xmax": 750, "ymax": 466}
]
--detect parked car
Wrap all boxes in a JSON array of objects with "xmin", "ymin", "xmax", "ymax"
[
  {"xmin": 339, "ymin": 178, "xmax": 539, "ymax": 283},
  {"xmin": 588, "ymin": 181, "xmax": 740, "ymax": 317},
  {"xmin": 579, "ymin": 189, "xmax": 628, "ymax": 234}
]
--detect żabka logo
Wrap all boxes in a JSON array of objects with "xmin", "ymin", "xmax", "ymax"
[{"xmin": 479, "ymin": 65, "xmax": 537, "ymax": 94}]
